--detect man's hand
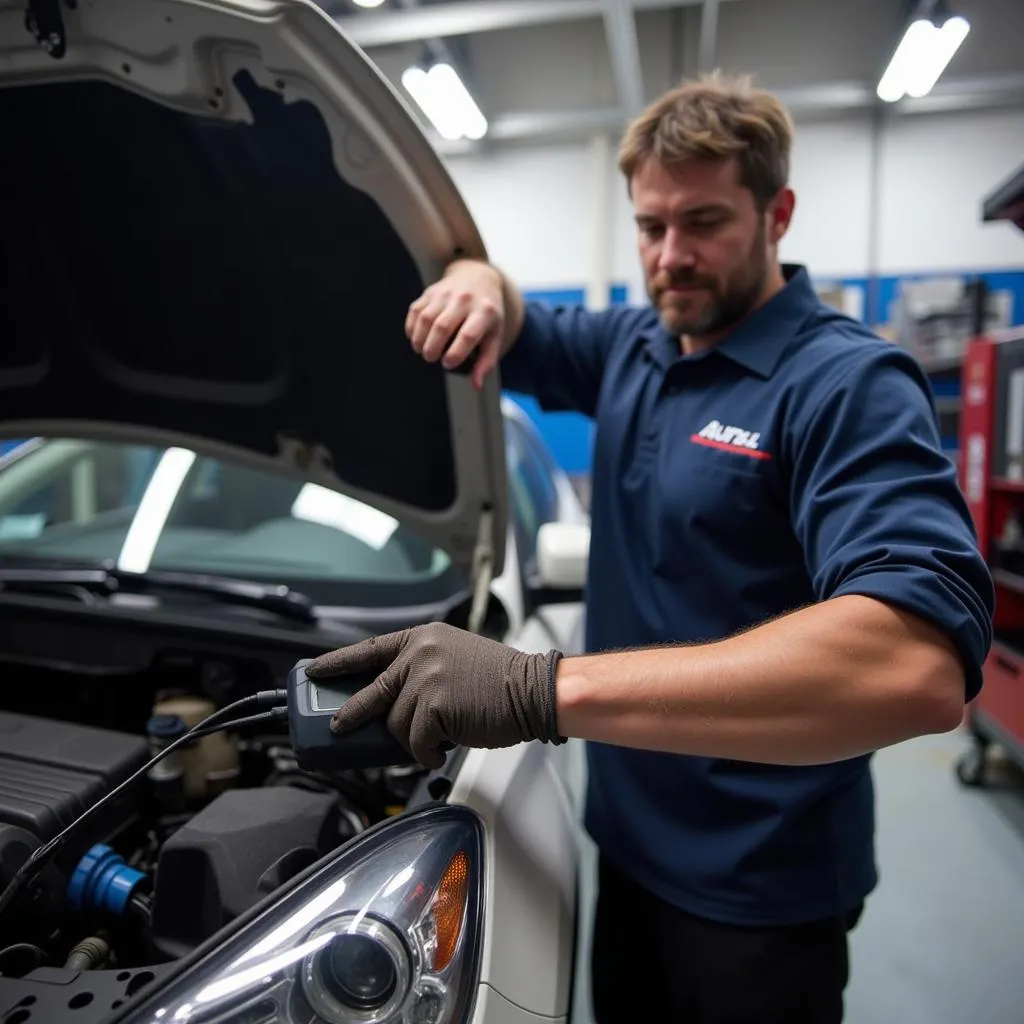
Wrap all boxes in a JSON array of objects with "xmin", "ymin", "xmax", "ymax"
[
  {"xmin": 306, "ymin": 623, "xmax": 564, "ymax": 769},
  {"xmin": 405, "ymin": 260, "xmax": 523, "ymax": 390}
]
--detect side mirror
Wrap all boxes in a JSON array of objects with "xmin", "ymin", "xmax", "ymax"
[{"xmin": 532, "ymin": 522, "xmax": 590, "ymax": 602}]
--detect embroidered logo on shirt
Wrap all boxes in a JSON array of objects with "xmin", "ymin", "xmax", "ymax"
[{"xmin": 691, "ymin": 419, "xmax": 772, "ymax": 460}]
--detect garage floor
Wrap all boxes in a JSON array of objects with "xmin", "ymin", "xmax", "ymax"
[
  {"xmin": 568, "ymin": 729, "xmax": 1024, "ymax": 1024},
  {"xmin": 845, "ymin": 730, "xmax": 1024, "ymax": 1024}
]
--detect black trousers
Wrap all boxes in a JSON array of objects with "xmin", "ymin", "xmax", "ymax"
[{"xmin": 591, "ymin": 857, "xmax": 862, "ymax": 1024}]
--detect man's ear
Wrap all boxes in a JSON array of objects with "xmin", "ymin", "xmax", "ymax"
[{"xmin": 768, "ymin": 187, "xmax": 796, "ymax": 244}]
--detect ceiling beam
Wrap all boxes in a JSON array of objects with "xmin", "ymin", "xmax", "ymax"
[
  {"xmin": 483, "ymin": 106, "xmax": 628, "ymax": 141},
  {"xmin": 604, "ymin": 0, "xmax": 645, "ymax": 116},
  {"xmin": 391, "ymin": 0, "xmax": 455, "ymax": 69},
  {"xmin": 432, "ymin": 72, "xmax": 1024, "ymax": 151},
  {"xmin": 335, "ymin": 0, "xmax": 740, "ymax": 49},
  {"xmin": 697, "ymin": 0, "xmax": 719, "ymax": 71}
]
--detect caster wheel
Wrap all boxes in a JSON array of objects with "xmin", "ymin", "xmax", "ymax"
[{"xmin": 955, "ymin": 747, "xmax": 987, "ymax": 787}]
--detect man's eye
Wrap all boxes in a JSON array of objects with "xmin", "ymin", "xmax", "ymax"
[
  {"xmin": 640, "ymin": 225, "xmax": 664, "ymax": 239},
  {"xmin": 690, "ymin": 219, "xmax": 723, "ymax": 231}
]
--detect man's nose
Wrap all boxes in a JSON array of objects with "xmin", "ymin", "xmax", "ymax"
[{"xmin": 657, "ymin": 228, "xmax": 697, "ymax": 273}]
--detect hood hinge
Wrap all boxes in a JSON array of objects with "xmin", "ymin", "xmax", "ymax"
[
  {"xmin": 25, "ymin": 0, "xmax": 69, "ymax": 59},
  {"xmin": 467, "ymin": 504, "xmax": 495, "ymax": 635}
]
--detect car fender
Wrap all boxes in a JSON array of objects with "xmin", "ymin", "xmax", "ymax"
[{"xmin": 448, "ymin": 741, "xmax": 581, "ymax": 1019}]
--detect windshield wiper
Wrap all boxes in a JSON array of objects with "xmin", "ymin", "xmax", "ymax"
[{"xmin": 0, "ymin": 566, "xmax": 318, "ymax": 625}]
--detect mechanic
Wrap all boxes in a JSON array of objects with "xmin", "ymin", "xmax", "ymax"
[{"xmin": 309, "ymin": 72, "xmax": 995, "ymax": 1023}]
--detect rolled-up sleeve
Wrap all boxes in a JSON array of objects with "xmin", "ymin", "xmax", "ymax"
[
  {"xmin": 788, "ymin": 340, "xmax": 994, "ymax": 700},
  {"xmin": 500, "ymin": 301, "xmax": 633, "ymax": 417}
]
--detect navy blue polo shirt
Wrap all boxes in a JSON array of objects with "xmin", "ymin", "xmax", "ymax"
[{"xmin": 500, "ymin": 264, "xmax": 994, "ymax": 926}]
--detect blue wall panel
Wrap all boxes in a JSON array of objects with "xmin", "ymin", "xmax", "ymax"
[{"xmin": 502, "ymin": 284, "xmax": 628, "ymax": 475}]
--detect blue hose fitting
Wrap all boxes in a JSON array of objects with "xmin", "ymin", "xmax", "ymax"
[{"xmin": 67, "ymin": 844, "xmax": 146, "ymax": 916}]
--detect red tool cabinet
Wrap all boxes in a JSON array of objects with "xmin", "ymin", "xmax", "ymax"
[
  {"xmin": 954, "ymin": 158, "xmax": 1024, "ymax": 786},
  {"xmin": 956, "ymin": 328, "xmax": 1024, "ymax": 783}
]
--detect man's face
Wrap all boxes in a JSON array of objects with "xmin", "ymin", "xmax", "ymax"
[{"xmin": 632, "ymin": 156, "xmax": 792, "ymax": 341}]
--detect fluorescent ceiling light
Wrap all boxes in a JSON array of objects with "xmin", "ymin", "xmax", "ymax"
[
  {"xmin": 401, "ymin": 62, "xmax": 488, "ymax": 141},
  {"xmin": 877, "ymin": 14, "xmax": 970, "ymax": 103},
  {"xmin": 351, "ymin": 0, "xmax": 386, "ymax": 7}
]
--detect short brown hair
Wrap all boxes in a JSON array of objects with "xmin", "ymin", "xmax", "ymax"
[{"xmin": 618, "ymin": 71, "xmax": 795, "ymax": 210}]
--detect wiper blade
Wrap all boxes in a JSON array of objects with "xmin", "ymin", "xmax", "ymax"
[
  {"xmin": 0, "ymin": 566, "xmax": 318, "ymax": 624},
  {"xmin": 135, "ymin": 569, "xmax": 319, "ymax": 624}
]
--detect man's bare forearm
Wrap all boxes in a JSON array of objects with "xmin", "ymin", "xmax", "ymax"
[{"xmin": 555, "ymin": 595, "xmax": 966, "ymax": 764}]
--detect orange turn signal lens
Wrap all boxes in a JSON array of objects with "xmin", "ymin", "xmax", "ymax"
[{"xmin": 431, "ymin": 850, "xmax": 469, "ymax": 972}]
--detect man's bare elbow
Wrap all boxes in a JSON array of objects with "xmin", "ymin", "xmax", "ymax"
[
  {"xmin": 907, "ymin": 647, "xmax": 967, "ymax": 736},
  {"xmin": 880, "ymin": 607, "xmax": 970, "ymax": 737}
]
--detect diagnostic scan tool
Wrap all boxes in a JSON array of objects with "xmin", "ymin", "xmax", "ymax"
[{"xmin": 287, "ymin": 659, "xmax": 417, "ymax": 771}]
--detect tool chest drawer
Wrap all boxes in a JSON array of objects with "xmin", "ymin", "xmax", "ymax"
[{"xmin": 973, "ymin": 639, "xmax": 1024, "ymax": 751}]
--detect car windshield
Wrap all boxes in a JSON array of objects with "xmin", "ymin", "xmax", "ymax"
[{"xmin": 0, "ymin": 439, "xmax": 459, "ymax": 605}]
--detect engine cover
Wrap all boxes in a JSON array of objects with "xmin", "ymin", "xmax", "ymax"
[
  {"xmin": 151, "ymin": 787, "xmax": 345, "ymax": 958},
  {"xmin": 0, "ymin": 712, "xmax": 149, "ymax": 867}
]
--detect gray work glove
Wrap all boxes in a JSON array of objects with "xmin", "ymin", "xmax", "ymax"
[{"xmin": 306, "ymin": 622, "xmax": 565, "ymax": 769}]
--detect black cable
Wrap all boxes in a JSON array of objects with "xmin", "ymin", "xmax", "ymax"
[
  {"xmin": 187, "ymin": 690, "xmax": 288, "ymax": 734},
  {"xmin": 188, "ymin": 709, "xmax": 288, "ymax": 741},
  {"xmin": 0, "ymin": 691, "xmax": 288, "ymax": 924}
]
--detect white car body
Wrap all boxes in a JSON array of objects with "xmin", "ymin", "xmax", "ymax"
[{"xmin": 0, "ymin": 0, "xmax": 597, "ymax": 1004}]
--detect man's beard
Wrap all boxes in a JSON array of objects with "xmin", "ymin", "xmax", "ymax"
[{"xmin": 648, "ymin": 224, "xmax": 770, "ymax": 339}]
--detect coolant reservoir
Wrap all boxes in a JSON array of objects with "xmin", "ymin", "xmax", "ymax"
[{"xmin": 153, "ymin": 696, "xmax": 240, "ymax": 801}]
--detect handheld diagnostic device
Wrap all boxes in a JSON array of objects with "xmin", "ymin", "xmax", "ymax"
[{"xmin": 287, "ymin": 659, "xmax": 417, "ymax": 771}]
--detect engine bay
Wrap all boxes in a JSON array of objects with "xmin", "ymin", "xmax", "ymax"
[{"xmin": 0, "ymin": 645, "xmax": 434, "ymax": 1023}]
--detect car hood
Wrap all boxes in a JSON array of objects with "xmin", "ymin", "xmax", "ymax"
[{"xmin": 0, "ymin": 0, "xmax": 506, "ymax": 579}]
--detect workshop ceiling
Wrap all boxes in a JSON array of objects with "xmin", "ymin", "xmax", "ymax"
[{"xmin": 322, "ymin": 0, "xmax": 1024, "ymax": 149}]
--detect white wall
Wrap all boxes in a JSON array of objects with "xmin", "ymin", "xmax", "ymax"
[
  {"xmin": 443, "ymin": 106, "xmax": 1024, "ymax": 300},
  {"xmin": 446, "ymin": 143, "xmax": 597, "ymax": 291},
  {"xmin": 781, "ymin": 115, "xmax": 876, "ymax": 278},
  {"xmin": 877, "ymin": 107, "xmax": 1024, "ymax": 275}
]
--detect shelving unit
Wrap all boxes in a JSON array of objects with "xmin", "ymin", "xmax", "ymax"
[
  {"xmin": 913, "ymin": 277, "xmax": 994, "ymax": 475},
  {"xmin": 926, "ymin": 359, "xmax": 965, "ymax": 473},
  {"xmin": 954, "ymin": 158, "xmax": 1024, "ymax": 786}
]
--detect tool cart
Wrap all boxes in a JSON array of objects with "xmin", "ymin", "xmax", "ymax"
[{"xmin": 954, "ymin": 158, "xmax": 1024, "ymax": 786}]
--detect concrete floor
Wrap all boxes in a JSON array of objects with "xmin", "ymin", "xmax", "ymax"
[
  {"xmin": 846, "ymin": 730, "xmax": 1024, "ymax": 1024},
  {"xmin": 567, "ymin": 728, "xmax": 1024, "ymax": 1023}
]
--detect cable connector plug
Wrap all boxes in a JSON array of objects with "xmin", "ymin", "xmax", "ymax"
[{"xmin": 254, "ymin": 689, "xmax": 290, "ymax": 708}]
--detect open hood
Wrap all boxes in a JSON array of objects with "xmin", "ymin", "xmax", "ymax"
[{"xmin": 0, "ymin": 0, "xmax": 506, "ymax": 580}]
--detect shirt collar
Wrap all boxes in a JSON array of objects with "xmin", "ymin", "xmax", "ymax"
[{"xmin": 641, "ymin": 264, "xmax": 820, "ymax": 379}]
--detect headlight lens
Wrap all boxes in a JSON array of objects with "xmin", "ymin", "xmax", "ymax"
[
  {"xmin": 317, "ymin": 927, "xmax": 399, "ymax": 1009},
  {"xmin": 122, "ymin": 806, "xmax": 482, "ymax": 1024},
  {"xmin": 303, "ymin": 916, "xmax": 409, "ymax": 1020}
]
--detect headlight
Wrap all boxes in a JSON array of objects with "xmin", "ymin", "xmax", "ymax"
[{"xmin": 121, "ymin": 806, "xmax": 482, "ymax": 1024}]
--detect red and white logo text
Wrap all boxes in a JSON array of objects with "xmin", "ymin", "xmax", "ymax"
[{"xmin": 690, "ymin": 419, "xmax": 771, "ymax": 461}]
